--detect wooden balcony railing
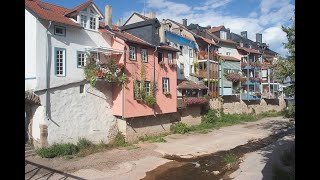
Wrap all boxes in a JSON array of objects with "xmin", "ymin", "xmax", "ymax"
[{"xmin": 197, "ymin": 70, "xmax": 218, "ymax": 79}]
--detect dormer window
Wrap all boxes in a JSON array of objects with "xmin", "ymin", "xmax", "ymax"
[
  {"xmin": 54, "ymin": 25, "xmax": 66, "ymax": 36},
  {"xmin": 90, "ymin": 17, "xmax": 96, "ymax": 30},
  {"xmin": 220, "ymin": 31, "xmax": 227, "ymax": 40},
  {"xmin": 80, "ymin": 15, "xmax": 87, "ymax": 28}
]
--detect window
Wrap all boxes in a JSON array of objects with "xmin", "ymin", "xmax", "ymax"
[
  {"xmin": 179, "ymin": 46, "xmax": 183, "ymax": 55},
  {"xmin": 129, "ymin": 46, "xmax": 136, "ymax": 60},
  {"xmin": 54, "ymin": 25, "xmax": 66, "ymax": 36},
  {"xmin": 162, "ymin": 78, "xmax": 169, "ymax": 93},
  {"xmin": 80, "ymin": 85, "xmax": 85, "ymax": 94},
  {"xmin": 55, "ymin": 48, "xmax": 66, "ymax": 76},
  {"xmin": 220, "ymin": 31, "xmax": 227, "ymax": 40},
  {"xmin": 158, "ymin": 52, "xmax": 163, "ymax": 63},
  {"xmin": 189, "ymin": 49, "xmax": 194, "ymax": 58},
  {"xmin": 77, "ymin": 51, "xmax": 86, "ymax": 68},
  {"xmin": 168, "ymin": 52, "xmax": 173, "ymax": 64},
  {"xmin": 180, "ymin": 63, "xmax": 184, "ymax": 74},
  {"xmin": 144, "ymin": 81, "xmax": 151, "ymax": 94},
  {"xmin": 80, "ymin": 15, "xmax": 87, "ymax": 28},
  {"xmin": 90, "ymin": 17, "xmax": 96, "ymax": 30},
  {"xmin": 226, "ymin": 52, "xmax": 231, "ymax": 56},
  {"xmin": 141, "ymin": 49, "xmax": 148, "ymax": 62}
]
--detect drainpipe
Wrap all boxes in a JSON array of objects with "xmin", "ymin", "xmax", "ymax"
[
  {"xmin": 153, "ymin": 46, "xmax": 158, "ymax": 115},
  {"xmin": 207, "ymin": 44, "xmax": 211, "ymax": 94},
  {"xmin": 45, "ymin": 21, "xmax": 52, "ymax": 122}
]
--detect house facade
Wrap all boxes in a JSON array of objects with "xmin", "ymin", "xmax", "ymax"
[{"xmin": 25, "ymin": 0, "xmax": 123, "ymax": 147}]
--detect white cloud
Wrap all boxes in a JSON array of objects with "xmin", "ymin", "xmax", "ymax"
[{"xmin": 121, "ymin": 0, "xmax": 294, "ymax": 56}]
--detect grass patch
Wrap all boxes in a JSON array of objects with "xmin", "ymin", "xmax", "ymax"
[
  {"xmin": 109, "ymin": 132, "xmax": 129, "ymax": 147},
  {"xmin": 36, "ymin": 143, "xmax": 79, "ymax": 158},
  {"xmin": 223, "ymin": 153, "xmax": 237, "ymax": 164},
  {"xmin": 139, "ymin": 133, "xmax": 169, "ymax": 143},
  {"xmin": 170, "ymin": 122, "xmax": 191, "ymax": 134}
]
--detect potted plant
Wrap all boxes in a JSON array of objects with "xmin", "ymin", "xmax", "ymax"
[
  {"xmin": 163, "ymin": 91, "xmax": 171, "ymax": 96},
  {"xmin": 241, "ymin": 77, "xmax": 247, "ymax": 83},
  {"xmin": 159, "ymin": 61, "xmax": 165, "ymax": 67},
  {"xmin": 169, "ymin": 63, "xmax": 176, "ymax": 68}
]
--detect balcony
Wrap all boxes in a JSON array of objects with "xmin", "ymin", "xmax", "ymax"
[
  {"xmin": 197, "ymin": 69, "xmax": 217, "ymax": 79},
  {"xmin": 241, "ymin": 93, "xmax": 261, "ymax": 101},
  {"xmin": 262, "ymin": 92, "xmax": 279, "ymax": 99},
  {"xmin": 198, "ymin": 50, "xmax": 217, "ymax": 60}
]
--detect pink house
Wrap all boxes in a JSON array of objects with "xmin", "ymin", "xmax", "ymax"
[{"xmin": 111, "ymin": 30, "xmax": 179, "ymax": 118}]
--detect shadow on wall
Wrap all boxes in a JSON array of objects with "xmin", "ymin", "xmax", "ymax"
[
  {"xmin": 264, "ymin": 99, "xmax": 280, "ymax": 106},
  {"xmin": 222, "ymin": 95, "xmax": 241, "ymax": 103},
  {"xmin": 126, "ymin": 113, "xmax": 179, "ymax": 129},
  {"xmin": 243, "ymin": 100, "xmax": 261, "ymax": 106}
]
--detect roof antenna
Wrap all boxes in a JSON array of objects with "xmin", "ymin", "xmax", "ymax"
[{"xmin": 143, "ymin": 0, "xmax": 146, "ymax": 16}]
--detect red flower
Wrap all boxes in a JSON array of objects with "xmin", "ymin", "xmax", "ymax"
[{"xmin": 97, "ymin": 70, "xmax": 103, "ymax": 78}]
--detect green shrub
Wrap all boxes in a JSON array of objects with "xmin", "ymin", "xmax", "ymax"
[
  {"xmin": 139, "ymin": 133, "xmax": 167, "ymax": 143},
  {"xmin": 170, "ymin": 122, "xmax": 190, "ymax": 134},
  {"xmin": 36, "ymin": 143, "xmax": 79, "ymax": 158},
  {"xmin": 77, "ymin": 138, "xmax": 93, "ymax": 150},
  {"xmin": 110, "ymin": 132, "xmax": 128, "ymax": 147},
  {"xmin": 283, "ymin": 104, "xmax": 295, "ymax": 118},
  {"xmin": 201, "ymin": 109, "xmax": 219, "ymax": 124},
  {"xmin": 144, "ymin": 95, "xmax": 156, "ymax": 106},
  {"xmin": 223, "ymin": 153, "xmax": 237, "ymax": 164}
]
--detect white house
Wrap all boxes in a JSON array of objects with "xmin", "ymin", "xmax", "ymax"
[{"xmin": 25, "ymin": 0, "xmax": 123, "ymax": 147}]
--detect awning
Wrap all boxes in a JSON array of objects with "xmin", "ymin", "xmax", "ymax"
[
  {"xmin": 177, "ymin": 80, "xmax": 208, "ymax": 90},
  {"xmin": 85, "ymin": 47, "xmax": 124, "ymax": 55}
]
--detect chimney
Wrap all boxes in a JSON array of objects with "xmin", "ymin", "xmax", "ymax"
[
  {"xmin": 116, "ymin": 19, "xmax": 121, "ymax": 27},
  {"xmin": 241, "ymin": 31, "xmax": 247, "ymax": 39},
  {"xmin": 256, "ymin": 33, "xmax": 262, "ymax": 43},
  {"xmin": 182, "ymin": 19, "xmax": 187, "ymax": 26},
  {"xmin": 105, "ymin": 5, "xmax": 112, "ymax": 28},
  {"xmin": 149, "ymin": 12, "xmax": 155, "ymax": 18}
]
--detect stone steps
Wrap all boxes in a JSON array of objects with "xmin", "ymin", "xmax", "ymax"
[{"xmin": 25, "ymin": 144, "xmax": 35, "ymax": 157}]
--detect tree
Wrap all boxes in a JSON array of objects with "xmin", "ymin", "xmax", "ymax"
[{"xmin": 272, "ymin": 16, "xmax": 295, "ymax": 97}]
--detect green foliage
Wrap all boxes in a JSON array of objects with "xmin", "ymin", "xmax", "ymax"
[
  {"xmin": 110, "ymin": 132, "xmax": 128, "ymax": 147},
  {"xmin": 77, "ymin": 138, "xmax": 93, "ymax": 150},
  {"xmin": 203, "ymin": 94, "xmax": 210, "ymax": 99},
  {"xmin": 201, "ymin": 109, "xmax": 219, "ymax": 124},
  {"xmin": 170, "ymin": 122, "xmax": 191, "ymax": 134},
  {"xmin": 144, "ymin": 94, "xmax": 156, "ymax": 106},
  {"xmin": 223, "ymin": 153, "xmax": 237, "ymax": 164},
  {"xmin": 36, "ymin": 143, "xmax": 79, "ymax": 158},
  {"xmin": 139, "ymin": 133, "xmax": 168, "ymax": 143},
  {"xmin": 283, "ymin": 104, "xmax": 295, "ymax": 118}
]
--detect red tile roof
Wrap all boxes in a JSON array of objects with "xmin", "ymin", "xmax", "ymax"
[
  {"xmin": 236, "ymin": 46, "xmax": 262, "ymax": 54},
  {"xmin": 206, "ymin": 30, "xmax": 237, "ymax": 44},
  {"xmin": 25, "ymin": 0, "xmax": 81, "ymax": 27},
  {"xmin": 99, "ymin": 22, "xmax": 119, "ymax": 31},
  {"xmin": 219, "ymin": 55, "xmax": 240, "ymax": 61},
  {"xmin": 177, "ymin": 80, "xmax": 208, "ymax": 90},
  {"xmin": 197, "ymin": 36, "xmax": 218, "ymax": 46},
  {"xmin": 208, "ymin": 26, "xmax": 224, "ymax": 33},
  {"xmin": 159, "ymin": 45, "xmax": 180, "ymax": 52},
  {"xmin": 114, "ymin": 31, "xmax": 154, "ymax": 46}
]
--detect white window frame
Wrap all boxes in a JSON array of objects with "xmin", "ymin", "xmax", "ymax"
[
  {"xmin": 141, "ymin": 48, "xmax": 148, "ymax": 62},
  {"xmin": 168, "ymin": 52, "xmax": 173, "ymax": 64},
  {"xmin": 220, "ymin": 31, "xmax": 227, "ymax": 40},
  {"xmin": 89, "ymin": 17, "xmax": 96, "ymax": 30},
  {"xmin": 55, "ymin": 48, "xmax": 66, "ymax": 76},
  {"xmin": 80, "ymin": 15, "xmax": 87, "ymax": 28},
  {"xmin": 129, "ymin": 46, "xmax": 136, "ymax": 60},
  {"xmin": 226, "ymin": 52, "xmax": 231, "ymax": 56},
  {"xmin": 189, "ymin": 49, "xmax": 194, "ymax": 58},
  {"xmin": 77, "ymin": 51, "xmax": 86, "ymax": 68},
  {"xmin": 162, "ymin": 78, "xmax": 169, "ymax": 93},
  {"xmin": 144, "ymin": 81, "xmax": 151, "ymax": 94},
  {"xmin": 54, "ymin": 25, "xmax": 66, "ymax": 36}
]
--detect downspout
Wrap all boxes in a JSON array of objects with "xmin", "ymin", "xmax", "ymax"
[
  {"xmin": 153, "ymin": 46, "xmax": 158, "ymax": 115},
  {"xmin": 45, "ymin": 21, "xmax": 52, "ymax": 121},
  {"xmin": 207, "ymin": 44, "xmax": 211, "ymax": 94}
]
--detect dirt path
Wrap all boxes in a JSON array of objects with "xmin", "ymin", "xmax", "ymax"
[{"xmin": 25, "ymin": 117, "xmax": 294, "ymax": 180}]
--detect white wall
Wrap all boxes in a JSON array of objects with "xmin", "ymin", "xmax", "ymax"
[
  {"xmin": 218, "ymin": 45, "xmax": 239, "ymax": 57},
  {"xmin": 35, "ymin": 20, "xmax": 113, "ymax": 90},
  {"xmin": 31, "ymin": 106, "xmax": 45, "ymax": 142},
  {"xmin": 124, "ymin": 14, "xmax": 145, "ymax": 25},
  {"xmin": 25, "ymin": 9, "xmax": 37, "ymax": 90},
  {"xmin": 37, "ymin": 82, "xmax": 117, "ymax": 144}
]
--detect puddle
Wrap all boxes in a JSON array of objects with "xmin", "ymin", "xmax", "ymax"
[{"xmin": 142, "ymin": 128, "xmax": 294, "ymax": 180}]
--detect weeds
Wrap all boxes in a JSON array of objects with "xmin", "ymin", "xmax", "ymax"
[
  {"xmin": 170, "ymin": 122, "xmax": 190, "ymax": 134},
  {"xmin": 139, "ymin": 133, "xmax": 169, "ymax": 143},
  {"xmin": 36, "ymin": 143, "xmax": 79, "ymax": 158},
  {"xmin": 223, "ymin": 153, "xmax": 237, "ymax": 164}
]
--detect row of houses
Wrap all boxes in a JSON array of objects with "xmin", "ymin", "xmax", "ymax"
[{"xmin": 25, "ymin": 0, "xmax": 288, "ymax": 147}]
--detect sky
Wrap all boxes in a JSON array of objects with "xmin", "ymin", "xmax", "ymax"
[{"xmin": 40, "ymin": 0, "xmax": 295, "ymax": 57}]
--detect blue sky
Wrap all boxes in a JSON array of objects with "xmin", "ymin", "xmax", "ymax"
[{"xmin": 40, "ymin": 0, "xmax": 295, "ymax": 56}]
